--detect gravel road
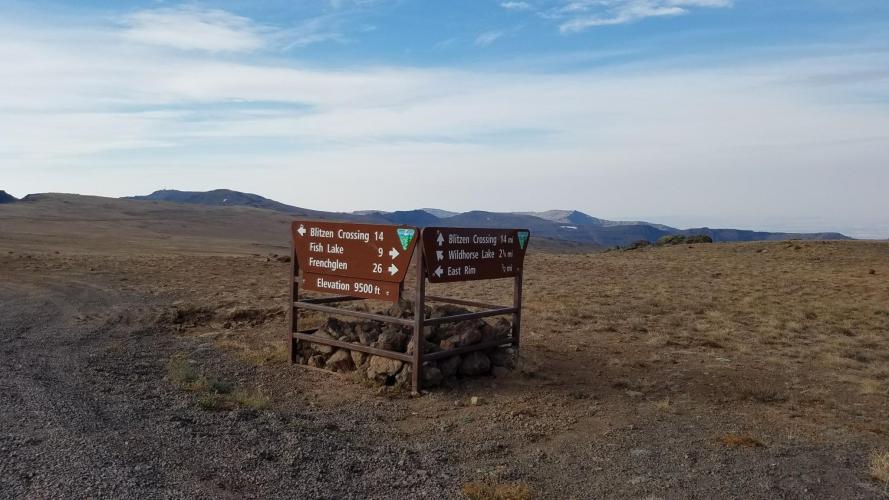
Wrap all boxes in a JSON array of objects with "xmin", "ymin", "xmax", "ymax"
[{"xmin": 0, "ymin": 275, "xmax": 458, "ymax": 499}]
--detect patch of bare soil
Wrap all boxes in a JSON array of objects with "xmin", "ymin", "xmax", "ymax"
[{"xmin": 2, "ymin": 240, "xmax": 889, "ymax": 499}]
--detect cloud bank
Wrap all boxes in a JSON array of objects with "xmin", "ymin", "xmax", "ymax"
[{"xmin": 1, "ymin": 5, "xmax": 887, "ymax": 237}]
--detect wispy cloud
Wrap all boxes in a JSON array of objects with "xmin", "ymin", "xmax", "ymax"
[
  {"xmin": 501, "ymin": 1, "xmax": 533, "ymax": 10},
  {"xmin": 119, "ymin": 6, "xmax": 350, "ymax": 53},
  {"xmin": 328, "ymin": 0, "xmax": 387, "ymax": 9},
  {"xmin": 475, "ymin": 30, "xmax": 505, "ymax": 46},
  {"xmin": 532, "ymin": 0, "xmax": 734, "ymax": 33},
  {"xmin": 119, "ymin": 6, "xmax": 268, "ymax": 52},
  {"xmin": 279, "ymin": 16, "xmax": 349, "ymax": 50},
  {"xmin": 434, "ymin": 37, "xmax": 460, "ymax": 50}
]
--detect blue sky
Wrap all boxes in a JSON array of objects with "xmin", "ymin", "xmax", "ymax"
[{"xmin": 2, "ymin": 0, "xmax": 888, "ymax": 237}]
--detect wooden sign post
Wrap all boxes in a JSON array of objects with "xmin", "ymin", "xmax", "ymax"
[{"xmin": 289, "ymin": 220, "xmax": 530, "ymax": 394}]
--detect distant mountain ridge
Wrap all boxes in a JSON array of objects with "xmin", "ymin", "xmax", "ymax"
[
  {"xmin": 125, "ymin": 189, "xmax": 852, "ymax": 247},
  {"xmin": 0, "ymin": 190, "xmax": 17, "ymax": 203}
]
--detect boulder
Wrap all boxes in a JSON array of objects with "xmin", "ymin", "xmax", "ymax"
[
  {"xmin": 375, "ymin": 326, "xmax": 408, "ymax": 352},
  {"xmin": 460, "ymin": 352, "xmax": 491, "ymax": 376},
  {"xmin": 422, "ymin": 366, "xmax": 443, "ymax": 387},
  {"xmin": 459, "ymin": 328, "xmax": 482, "ymax": 346},
  {"xmin": 490, "ymin": 318, "xmax": 513, "ymax": 338},
  {"xmin": 480, "ymin": 323, "xmax": 497, "ymax": 342},
  {"xmin": 429, "ymin": 324, "xmax": 458, "ymax": 344},
  {"xmin": 357, "ymin": 324, "xmax": 380, "ymax": 346},
  {"xmin": 440, "ymin": 335, "xmax": 462, "ymax": 351},
  {"xmin": 387, "ymin": 299, "xmax": 414, "ymax": 319},
  {"xmin": 311, "ymin": 329, "xmax": 335, "ymax": 354},
  {"xmin": 406, "ymin": 337, "xmax": 439, "ymax": 355},
  {"xmin": 492, "ymin": 366, "xmax": 510, "ymax": 378},
  {"xmin": 325, "ymin": 350, "xmax": 354, "ymax": 372},
  {"xmin": 307, "ymin": 355, "xmax": 326, "ymax": 368},
  {"xmin": 351, "ymin": 350, "xmax": 368, "ymax": 368},
  {"xmin": 439, "ymin": 356, "xmax": 462, "ymax": 378},
  {"xmin": 430, "ymin": 304, "xmax": 471, "ymax": 319},
  {"xmin": 395, "ymin": 365, "xmax": 412, "ymax": 388},
  {"xmin": 322, "ymin": 317, "xmax": 350, "ymax": 338},
  {"xmin": 490, "ymin": 347, "xmax": 517, "ymax": 369},
  {"xmin": 366, "ymin": 356, "xmax": 404, "ymax": 380}
]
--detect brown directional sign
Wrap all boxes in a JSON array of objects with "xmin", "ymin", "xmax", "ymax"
[
  {"xmin": 301, "ymin": 273, "xmax": 402, "ymax": 302},
  {"xmin": 422, "ymin": 227, "xmax": 530, "ymax": 283},
  {"xmin": 292, "ymin": 220, "xmax": 419, "ymax": 283}
]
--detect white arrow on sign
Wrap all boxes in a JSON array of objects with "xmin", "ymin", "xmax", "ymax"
[
  {"xmin": 436, "ymin": 250, "xmax": 444, "ymax": 261},
  {"xmin": 388, "ymin": 264, "xmax": 399, "ymax": 276},
  {"xmin": 437, "ymin": 232, "xmax": 444, "ymax": 246},
  {"xmin": 434, "ymin": 266, "xmax": 444, "ymax": 278},
  {"xmin": 388, "ymin": 247, "xmax": 400, "ymax": 259},
  {"xmin": 297, "ymin": 224, "xmax": 306, "ymax": 237}
]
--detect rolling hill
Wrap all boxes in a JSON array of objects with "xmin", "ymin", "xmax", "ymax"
[
  {"xmin": 0, "ymin": 190, "xmax": 17, "ymax": 204},
  {"xmin": 126, "ymin": 189, "xmax": 851, "ymax": 247}
]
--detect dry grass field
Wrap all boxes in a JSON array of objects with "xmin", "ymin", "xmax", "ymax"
[{"xmin": 2, "ymin": 195, "xmax": 888, "ymax": 498}]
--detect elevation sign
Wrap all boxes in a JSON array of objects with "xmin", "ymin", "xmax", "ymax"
[
  {"xmin": 292, "ymin": 221, "xmax": 418, "ymax": 284},
  {"xmin": 300, "ymin": 273, "xmax": 402, "ymax": 302},
  {"xmin": 422, "ymin": 227, "xmax": 530, "ymax": 283}
]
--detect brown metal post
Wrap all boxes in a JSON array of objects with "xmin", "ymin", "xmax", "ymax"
[
  {"xmin": 411, "ymin": 245, "xmax": 426, "ymax": 394},
  {"xmin": 289, "ymin": 244, "xmax": 299, "ymax": 364},
  {"xmin": 512, "ymin": 271, "xmax": 523, "ymax": 349}
]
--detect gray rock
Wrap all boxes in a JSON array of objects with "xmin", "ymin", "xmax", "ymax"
[
  {"xmin": 357, "ymin": 324, "xmax": 380, "ymax": 346},
  {"xmin": 366, "ymin": 356, "xmax": 404, "ymax": 380},
  {"xmin": 480, "ymin": 323, "xmax": 497, "ymax": 342},
  {"xmin": 375, "ymin": 326, "xmax": 408, "ymax": 352},
  {"xmin": 490, "ymin": 318, "xmax": 513, "ymax": 338},
  {"xmin": 492, "ymin": 366, "xmax": 510, "ymax": 378},
  {"xmin": 406, "ymin": 337, "xmax": 439, "ymax": 355},
  {"xmin": 325, "ymin": 350, "xmax": 353, "ymax": 372},
  {"xmin": 421, "ymin": 366, "xmax": 443, "ymax": 387},
  {"xmin": 351, "ymin": 350, "xmax": 368, "ymax": 368},
  {"xmin": 387, "ymin": 299, "xmax": 414, "ymax": 319},
  {"xmin": 311, "ymin": 329, "xmax": 336, "ymax": 354},
  {"xmin": 322, "ymin": 317, "xmax": 350, "ymax": 339},
  {"xmin": 395, "ymin": 365, "xmax": 412, "ymax": 388},
  {"xmin": 460, "ymin": 352, "xmax": 491, "ymax": 376},
  {"xmin": 459, "ymin": 327, "xmax": 481, "ymax": 346},
  {"xmin": 490, "ymin": 347, "xmax": 517, "ymax": 368},
  {"xmin": 439, "ymin": 356, "xmax": 462, "ymax": 378},
  {"xmin": 440, "ymin": 335, "xmax": 461, "ymax": 351},
  {"xmin": 429, "ymin": 304, "xmax": 471, "ymax": 319}
]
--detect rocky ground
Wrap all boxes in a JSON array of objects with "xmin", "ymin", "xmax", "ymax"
[{"xmin": 2, "ymin": 236, "xmax": 889, "ymax": 498}]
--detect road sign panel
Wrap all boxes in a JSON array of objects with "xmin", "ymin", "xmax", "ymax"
[
  {"xmin": 422, "ymin": 227, "xmax": 530, "ymax": 283},
  {"xmin": 292, "ymin": 220, "xmax": 418, "ymax": 283},
  {"xmin": 301, "ymin": 273, "xmax": 402, "ymax": 303}
]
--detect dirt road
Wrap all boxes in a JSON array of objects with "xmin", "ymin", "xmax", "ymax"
[{"xmin": 0, "ymin": 268, "xmax": 456, "ymax": 499}]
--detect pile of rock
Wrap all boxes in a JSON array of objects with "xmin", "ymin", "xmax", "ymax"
[{"xmin": 293, "ymin": 302, "xmax": 517, "ymax": 389}]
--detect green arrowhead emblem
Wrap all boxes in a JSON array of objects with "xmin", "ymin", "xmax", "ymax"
[
  {"xmin": 517, "ymin": 231, "xmax": 529, "ymax": 250},
  {"xmin": 397, "ymin": 228, "xmax": 416, "ymax": 251}
]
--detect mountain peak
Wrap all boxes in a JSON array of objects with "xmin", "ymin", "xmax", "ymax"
[
  {"xmin": 125, "ymin": 189, "xmax": 311, "ymax": 214},
  {"xmin": 518, "ymin": 210, "xmax": 604, "ymax": 226},
  {"xmin": 0, "ymin": 190, "xmax": 17, "ymax": 203}
]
